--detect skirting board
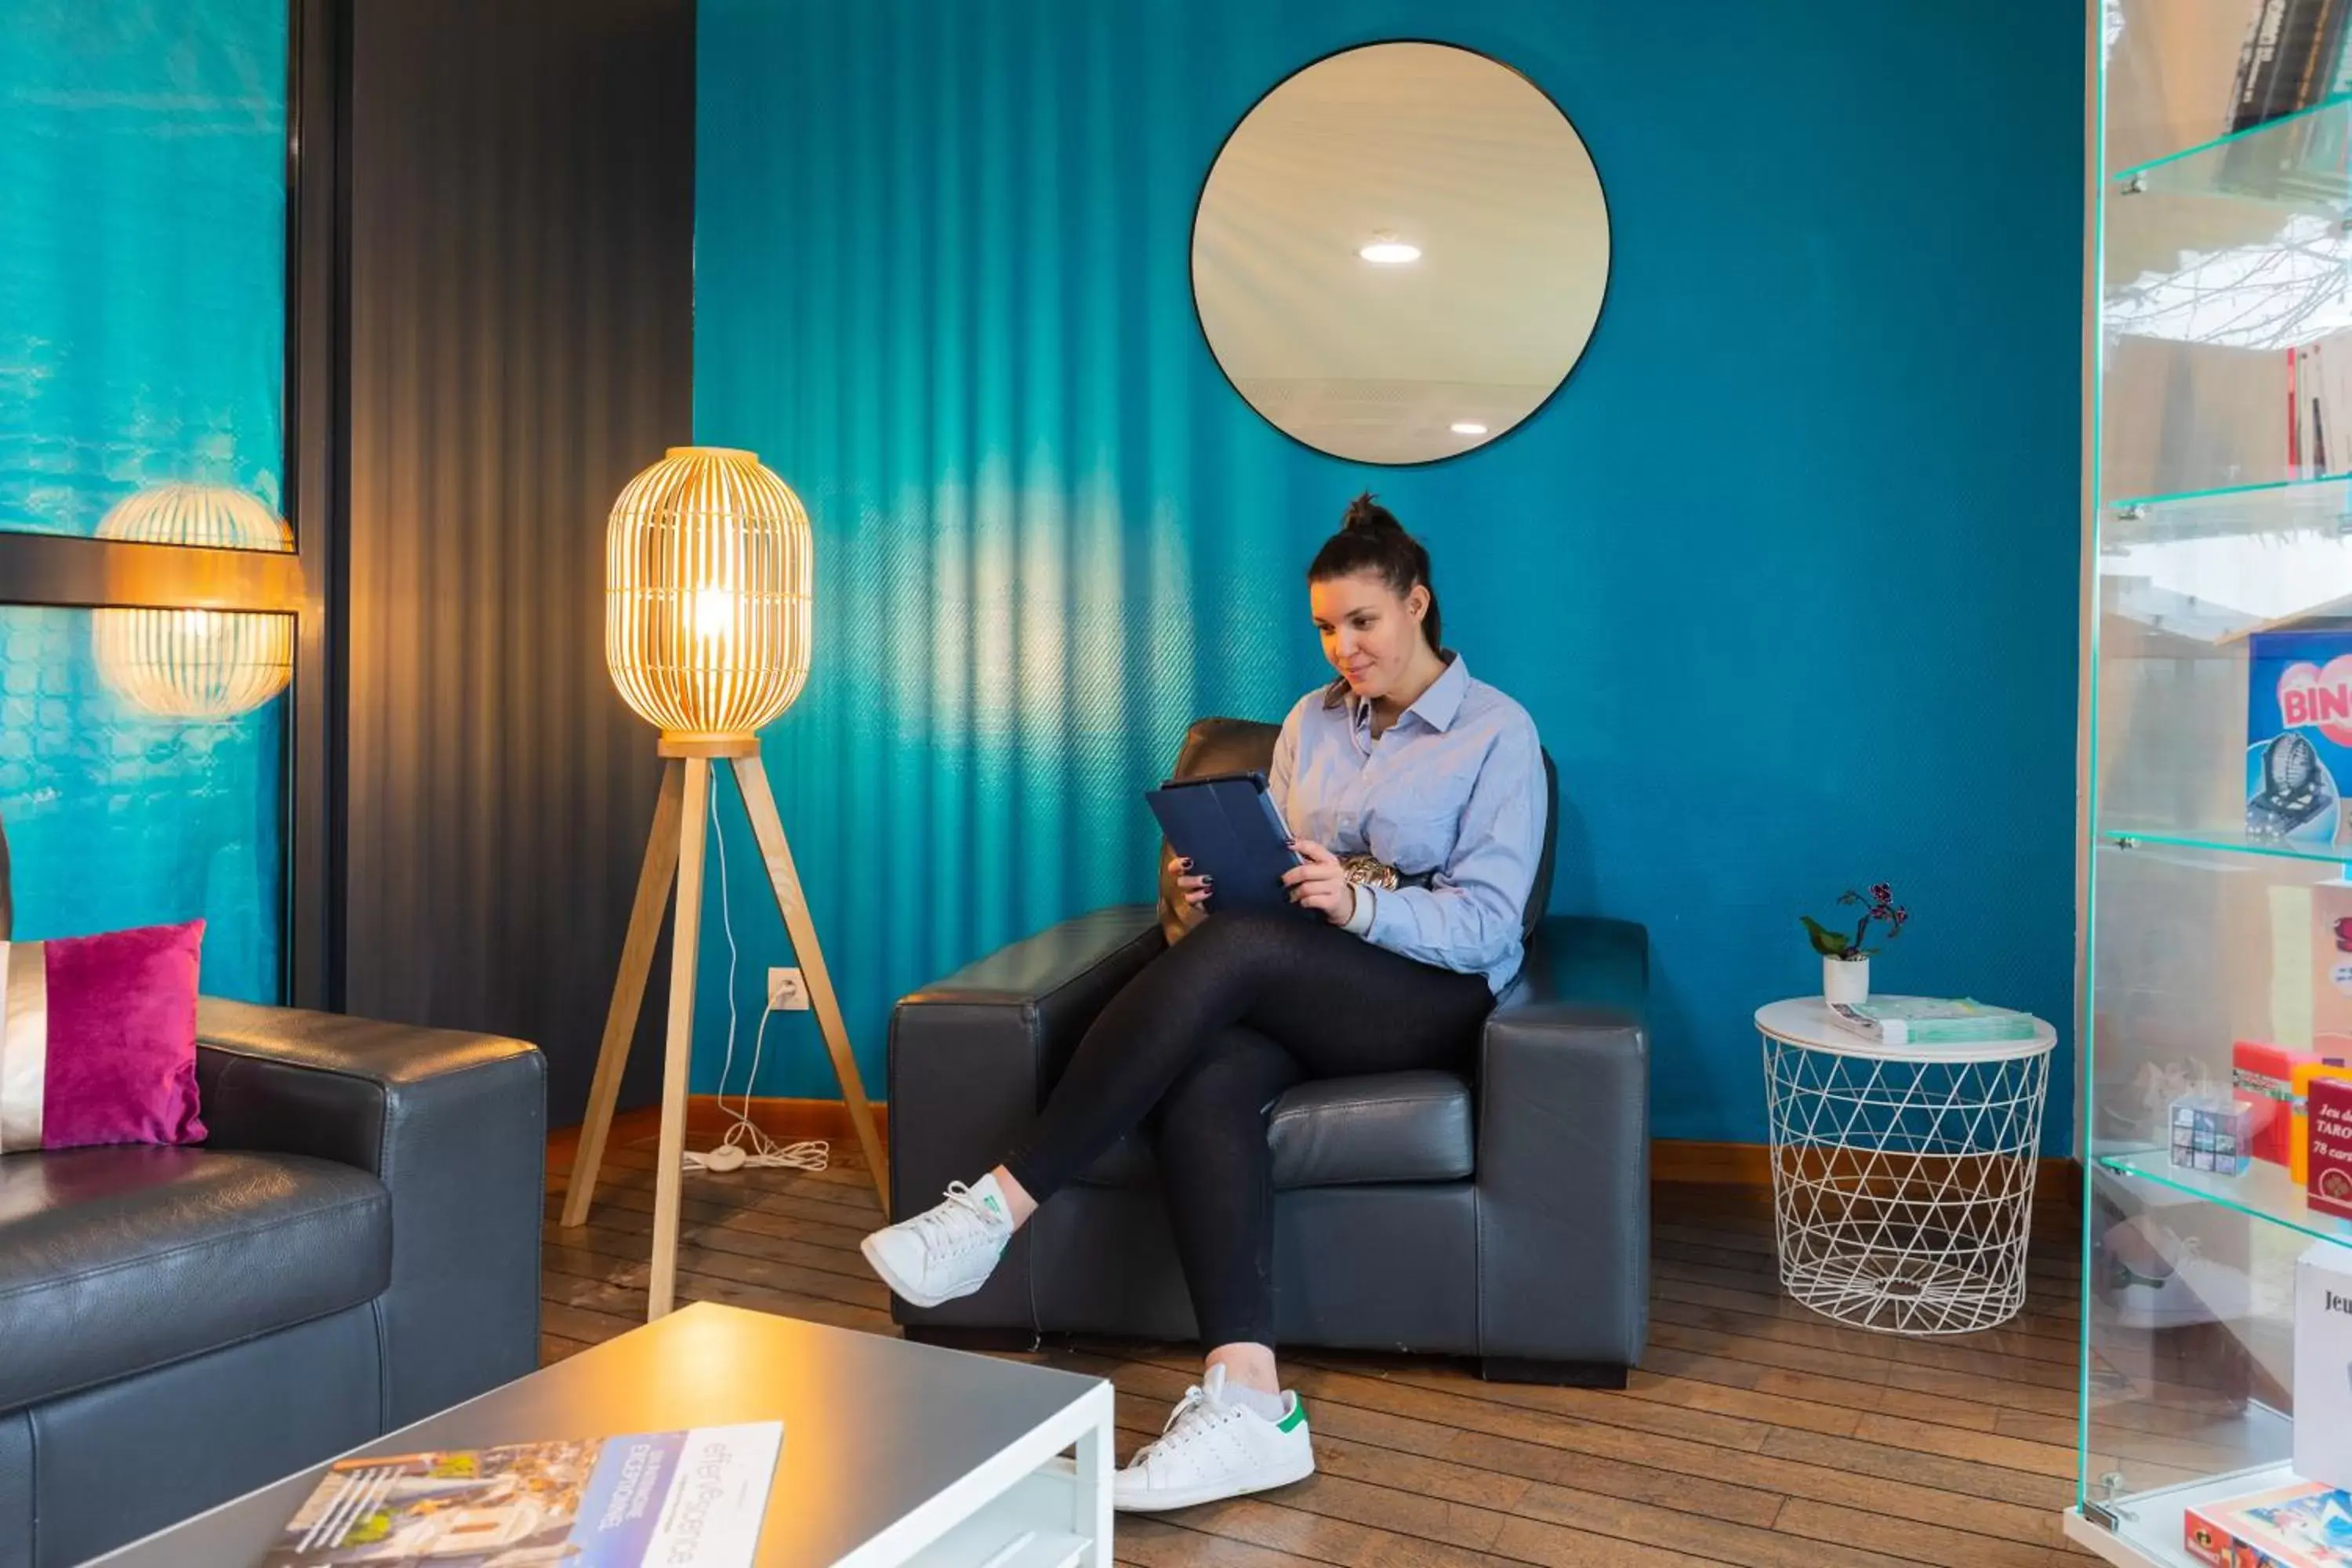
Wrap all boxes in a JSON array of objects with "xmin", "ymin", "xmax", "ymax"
[
  {"xmin": 544, "ymin": 1116, "xmax": 2072, "ymax": 1200},
  {"xmin": 548, "ymin": 1096, "xmax": 891, "ymax": 1174},
  {"xmin": 1653, "ymin": 1139, "xmax": 2082, "ymax": 1206}
]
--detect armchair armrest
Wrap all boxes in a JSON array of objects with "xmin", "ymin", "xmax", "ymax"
[
  {"xmin": 194, "ymin": 999, "xmax": 546, "ymax": 1425},
  {"xmin": 1475, "ymin": 916, "xmax": 1650, "ymax": 1369},
  {"xmin": 887, "ymin": 906, "xmax": 1162, "ymax": 1323}
]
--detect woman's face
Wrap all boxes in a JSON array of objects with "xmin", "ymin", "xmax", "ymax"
[{"xmin": 1309, "ymin": 570, "xmax": 1428, "ymax": 700}]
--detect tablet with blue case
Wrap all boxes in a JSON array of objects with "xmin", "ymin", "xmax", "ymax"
[{"xmin": 1145, "ymin": 771, "xmax": 1311, "ymax": 920}]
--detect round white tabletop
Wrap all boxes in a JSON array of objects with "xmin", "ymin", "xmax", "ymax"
[{"xmin": 1754, "ymin": 996, "xmax": 2057, "ymax": 1065}]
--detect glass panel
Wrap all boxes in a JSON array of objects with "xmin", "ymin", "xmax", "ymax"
[
  {"xmin": 0, "ymin": 1, "xmax": 291, "ymax": 547},
  {"xmin": 2089, "ymin": 3, "xmax": 2352, "ymax": 1552},
  {"xmin": 2082, "ymin": 1158, "xmax": 2301, "ymax": 1541},
  {"xmin": 2103, "ymin": 96, "xmax": 2352, "ymax": 502},
  {"xmin": 0, "ymin": 603, "xmax": 287, "ymax": 1003},
  {"xmin": 2082, "ymin": 838, "xmax": 2350, "ymax": 1540},
  {"xmin": 2092, "ymin": 495, "xmax": 2352, "ymax": 846},
  {"xmin": 2101, "ymin": 0, "xmax": 2277, "ymax": 177}
]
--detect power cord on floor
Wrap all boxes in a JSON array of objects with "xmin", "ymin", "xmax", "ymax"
[{"xmin": 682, "ymin": 774, "xmax": 829, "ymax": 1176}]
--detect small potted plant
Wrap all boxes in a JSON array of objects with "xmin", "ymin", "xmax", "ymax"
[{"xmin": 1802, "ymin": 884, "xmax": 1908, "ymax": 1006}]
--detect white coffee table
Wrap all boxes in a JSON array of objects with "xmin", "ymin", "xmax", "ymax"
[
  {"xmin": 1755, "ymin": 996, "xmax": 2057, "ymax": 1336},
  {"xmin": 91, "ymin": 1302, "xmax": 1115, "ymax": 1566}
]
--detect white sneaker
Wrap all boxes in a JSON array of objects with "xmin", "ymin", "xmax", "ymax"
[
  {"xmin": 1113, "ymin": 1365, "xmax": 1314, "ymax": 1513},
  {"xmin": 859, "ymin": 1182, "xmax": 1014, "ymax": 1308}
]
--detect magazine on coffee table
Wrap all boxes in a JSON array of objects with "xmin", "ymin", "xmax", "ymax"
[{"xmin": 257, "ymin": 1421, "xmax": 782, "ymax": 1566}]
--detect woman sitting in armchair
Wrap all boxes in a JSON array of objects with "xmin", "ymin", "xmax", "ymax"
[{"xmin": 861, "ymin": 492, "xmax": 1544, "ymax": 1512}]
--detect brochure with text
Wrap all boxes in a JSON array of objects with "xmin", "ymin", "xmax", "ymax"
[{"xmin": 259, "ymin": 1421, "xmax": 782, "ymax": 1567}]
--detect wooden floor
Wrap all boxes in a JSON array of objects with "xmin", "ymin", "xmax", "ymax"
[{"xmin": 544, "ymin": 1131, "xmax": 2096, "ymax": 1568}]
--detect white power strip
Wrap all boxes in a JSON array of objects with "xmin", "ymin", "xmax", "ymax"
[{"xmin": 684, "ymin": 777, "xmax": 829, "ymax": 1176}]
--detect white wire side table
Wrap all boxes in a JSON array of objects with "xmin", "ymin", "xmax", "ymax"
[{"xmin": 1755, "ymin": 998, "xmax": 2057, "ymax": 1338}]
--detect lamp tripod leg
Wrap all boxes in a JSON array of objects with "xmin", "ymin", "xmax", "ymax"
[
  {"xmin": 560, "ymin": 760, "xmax": 686, "ymax": 1231},
  {"xmin": 648, "ymin": 757, "xmax": 713, "ymax": 1320},
  {"xmin": 733, "ymin": 755, "xmax": 892, "ymax": 1216}
]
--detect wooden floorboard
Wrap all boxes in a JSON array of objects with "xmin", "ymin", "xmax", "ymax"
[{"xmin": 546, "ymin": 1140, "xmax": 2101, "ymax": 1566}]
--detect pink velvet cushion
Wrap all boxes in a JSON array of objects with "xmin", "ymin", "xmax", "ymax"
[{"xmin": 0, "ymin": 919, "xmax": 206, "ymax": 1152}]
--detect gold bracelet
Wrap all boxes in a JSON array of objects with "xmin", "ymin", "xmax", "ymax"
[{"xmin": 1338, "ymin": 852, "xmax": 1399, "ymax": 890}]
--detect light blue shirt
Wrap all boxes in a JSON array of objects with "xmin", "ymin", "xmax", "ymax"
[{"xmin": 1267, "ymin": 654, "xmax": 1544, "ymax": 993}]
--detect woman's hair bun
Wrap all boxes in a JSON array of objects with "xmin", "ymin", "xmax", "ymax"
[
  {"xmin": 1311, "ymin": 492, "xmax": 1441, "ymax": 653},
  {"xmin": 1341, "ymin": 491, "xmax": 1403, "ymax": 535}
]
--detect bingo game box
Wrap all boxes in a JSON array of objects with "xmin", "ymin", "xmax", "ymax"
[{"xmin": 2249, "ymin": 630, "xmax": 2352, "ymax": 848}]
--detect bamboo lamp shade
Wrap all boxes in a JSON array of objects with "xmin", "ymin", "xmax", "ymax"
[
  {"xmin": 91, "ymin": 484, "xmax": 295, "ymax": 720},
  {"xmin": 605, "ymin": 447, "xmax": 812, "ymax": 745}
]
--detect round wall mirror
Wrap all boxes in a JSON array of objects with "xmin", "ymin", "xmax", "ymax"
[{"xmin": 1191, "ymin": 42, "xmax": 1610, "ymax": 466}]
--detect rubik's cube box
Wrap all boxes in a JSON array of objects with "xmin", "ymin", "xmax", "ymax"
[
  {"xmin": 2170, "ymin": 1094, "xmax": 2253, "ymax": 1176},
  {"xmin": 2249, "ymin": 630, "xmax": 2352, "ymax": 848}
]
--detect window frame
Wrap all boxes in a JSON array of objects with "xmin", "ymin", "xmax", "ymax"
[{"xmin": 0, "ymin": 0, "xmax": 346, "ymax": 1010}]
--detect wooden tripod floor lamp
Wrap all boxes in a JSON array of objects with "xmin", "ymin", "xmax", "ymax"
[{"xmin": 559, "ymin": 446, "xmax": 888, "ymax": 1321}]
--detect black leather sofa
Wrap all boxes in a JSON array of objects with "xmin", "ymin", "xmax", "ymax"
[
  {"xmin": 0, "ymin": 822, "xmax": 546, "ymax": 1566},
  {"xmin": 888, "ymin": 718, "xmax": 1650, "ymax": 1385}
]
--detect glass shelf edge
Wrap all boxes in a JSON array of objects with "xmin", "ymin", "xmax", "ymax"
[
  {"xmin": 2108, "ymin": 472, "xmax": 2352, "ymax": 514},
  {"xmin": 2094, "ymin": 1152, "xmax": 2352, "ymax": 1249},
  {"xmin": 2115, "ymin": 93, "xmax": 2352, "ymax": 185},
  {"xmin": 2096, "ymin": 828, "xmax": 2352, "ymax": 868}
]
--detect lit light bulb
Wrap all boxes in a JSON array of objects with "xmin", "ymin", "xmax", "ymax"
[
  {"xmin": 1358, "ymin": 234, "xmax": 1421, "ymax": 265},
  {"xmin": 182, "ymin": 608, "xmax": 220, "ymax": 639},
  {"xmin": 1449, "ymin": 421, "xmax": 1488, "ymax": 436},
  {"xmin": 691, "ymin": 586, "xmax": 737, "ymax": 640}
]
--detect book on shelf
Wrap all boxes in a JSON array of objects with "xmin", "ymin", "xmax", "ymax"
[
  {"xmin": 260, "ymin": 1421, "xmax": 782, "ymax": 1566},
  {"xmin": 1824, "ymin": 997, "xmax": 2037, "ymax": 1047}
]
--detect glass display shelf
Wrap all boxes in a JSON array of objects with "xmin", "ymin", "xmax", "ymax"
[
  {"xmin": 2094, "ymin": 1150, "xmax": 2352, "ymax": 1250},
  {"xmin": 2107, "ymin": 474, "xmax": 2352, "ymax": 546},
  {"xmin": 2116, "ymin": 95, "xmax": 2352, "ymax": 211},
  {"xmin": 2096, "ymin": 827, "xmax": 2352, "ymax": 869},
  {"xmin": 2067, "ymin": 1464, "xmax": 2298, "ymax": 1568}
]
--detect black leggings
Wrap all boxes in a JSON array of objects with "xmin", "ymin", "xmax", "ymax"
[{"xmin": 1003, "ymin": 911, "xmax": 1494, "ymax": 1349}]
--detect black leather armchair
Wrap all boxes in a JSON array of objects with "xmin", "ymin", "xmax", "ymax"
[
  {"xmin": 0, "ymin": 814, "xmax": 546, "ymax": 1567},
  {"xmin": 888, "ymin": 718, "xmax": 1650, "ymax": 1385}
]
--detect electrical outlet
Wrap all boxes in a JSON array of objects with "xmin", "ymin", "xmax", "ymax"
[{"xmin": 767, "ymin": 967, "xmax": 809, "ymax": 1011}]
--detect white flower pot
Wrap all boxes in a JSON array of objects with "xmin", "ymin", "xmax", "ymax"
[{"xmin": 1823, "ymin": 955, "xmax": 1870, "ymax": 1007}]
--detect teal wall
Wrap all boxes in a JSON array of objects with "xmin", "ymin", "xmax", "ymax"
[
  {"xmin": 692, "ymin": 0, "xmax": 2084, "ymax": 1148},
  {"xmin": 0, "ymin": 0, "xmax": 289, "ymax": 1002}
]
